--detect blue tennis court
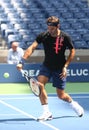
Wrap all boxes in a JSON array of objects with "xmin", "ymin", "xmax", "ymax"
[{"xmin": 0, "ymin": 93, "xmax": 89, "ymax": 130}]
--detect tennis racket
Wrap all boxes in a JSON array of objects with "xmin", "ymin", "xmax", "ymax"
[{"xmin": 20, "ymin": 69, "xmax": 41, "ymax": 96}]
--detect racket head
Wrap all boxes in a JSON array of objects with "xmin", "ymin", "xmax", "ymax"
[
  {"xmin": 29, "ymin": 78, "xmax": 41, "ymax": 96},
  {"xmin": 20, "ymin": 69, "xmax": 40, "ymax": 96}
]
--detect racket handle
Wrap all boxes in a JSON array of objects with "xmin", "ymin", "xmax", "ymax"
[
  {"xmin": 20, "ymin": 69, "xmax": 24, "ymax": 74},
  {"xmin": 20, "ymin": 69, "xmax": 28, "ymax": 78}
]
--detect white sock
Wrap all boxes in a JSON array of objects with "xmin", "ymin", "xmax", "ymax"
[
  {"xmin": 70, "ymin": 100, "xmax": 77, "ymax": 107},
  {"xmin": 42, "ymin": 104, "xmax": 50, "ymax": 112}
]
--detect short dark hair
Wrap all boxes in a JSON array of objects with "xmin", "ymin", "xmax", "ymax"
[{"xmin": 46, "ymin": 16, "xmax": 60, "ymax": 26}]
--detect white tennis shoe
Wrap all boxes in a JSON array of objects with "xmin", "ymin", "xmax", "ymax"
[
  {"xmin": 37, "ymin": 111, "xmax": 52, "ymax": 121},
  {"xmin": 70, "ymin": 101, "xmax": 84, "ymax": 117}
]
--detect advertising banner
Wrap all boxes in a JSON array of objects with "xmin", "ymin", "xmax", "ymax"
[{"xmin": 0, "ymin": 63, "xmax": 89, "ymax": 83}]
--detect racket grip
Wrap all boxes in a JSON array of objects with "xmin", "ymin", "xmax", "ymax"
[{"xmin": 20, "ymin": 69, "xmax": 24, "ymax": 74}]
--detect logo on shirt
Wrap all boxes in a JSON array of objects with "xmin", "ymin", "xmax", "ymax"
[{"xmin": 54, "ymin": 37, "xmax": 64, "ymax": 54}]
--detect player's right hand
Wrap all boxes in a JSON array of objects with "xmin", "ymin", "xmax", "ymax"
[
  {"xmin": 16, "ymin": 63, "xmax": 23, "ymax": 71},
  {"xmin": 17, "ymin": 58, "xmax": 26, "ymax": 70}
]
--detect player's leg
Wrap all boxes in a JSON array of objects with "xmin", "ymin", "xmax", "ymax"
[
  {"xmin": 37, "ymin": 65, "xmax": 52, "ymax": 121},
  {"xmin": 56, "ymin": 88, "xmax": 72, "ymax": 102},
  {"xmin": 56, "ymin": 88, "xmax": 84, "ymax": 117},
  {"xmin": 38, "ymin": 75, "xmax": 48, "ymax": 105},
  {"xmin": 53, "ymin": 70, "xmax": 84, "ymax": 117},
  {"xmin": 37, "ymin": 75, "xmax": 52, "ymax": 121}
]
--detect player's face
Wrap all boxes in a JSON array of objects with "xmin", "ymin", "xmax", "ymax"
[{"xmin": 47, "ymin": 25, "xmax": 58, "ymax": 36}]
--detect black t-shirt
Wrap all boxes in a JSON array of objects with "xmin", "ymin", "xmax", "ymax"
[{"xmin": 36, "ymin": 31, "xmax": 74, "ymax": 70}]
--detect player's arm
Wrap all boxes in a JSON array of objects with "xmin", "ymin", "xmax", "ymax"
[
  {"xmin": 23, "ymin": 40, "xmax": 38, "ymax": 59},
  {"xmin": 60, "ymin": 48, "xmax": 75, "ymax": 79},
  {"xmin": 17, "ymin": 41, "xmax": 38, "ymax": 70},
  {"xmin": 60, "ymin": 33, "xmax": 75, "ymax": 79},
  {"xmin": 64, "ymin": 48, "xmax": 75, "ymax": 68}
]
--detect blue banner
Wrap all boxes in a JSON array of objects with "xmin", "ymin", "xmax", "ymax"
[
  {"xmin": 67, "ymin": 63, "xmax": 89, "ymax": 82},
  {"xmin": 0, "ymin": 63, "xmax": 89, "ymax": 83}
]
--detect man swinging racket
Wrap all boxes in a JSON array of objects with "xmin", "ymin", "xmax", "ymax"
[{"xmin": 17, "ymin": 16, "xmax": 84, "ymax": 121}]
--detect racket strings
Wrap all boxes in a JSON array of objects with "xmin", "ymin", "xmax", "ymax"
[{"xmin": 30, "ymin": 79, "xmax": 40, "ymax": 95}]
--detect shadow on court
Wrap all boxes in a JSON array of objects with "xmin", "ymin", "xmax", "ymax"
[
  {"xmin": 0, "ymin": 118, "xmax": 35, "ymax": 123},
  {"xmin": 0, "ymin": 115, "xmax": 77, "ymax": 123}
]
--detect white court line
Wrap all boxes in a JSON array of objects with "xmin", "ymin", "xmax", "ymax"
[
  {"xmin": 0, "ymin": 95, "xmax": 89, "ymax": 100},
  {"xmin": 0, "ymin": 100, "xmax": 60, "ymax": 130},
  {"xmin": 0, "ymin": 93, "xmax": 89, "ymax": 96},
  {"xmin": 72, "ymin": 96, "xmax": 89, "ymax": 98}
]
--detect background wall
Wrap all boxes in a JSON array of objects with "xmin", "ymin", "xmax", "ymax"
[{"xmin": 0, "ymin": 63, "xmax": 89, "ymax": 83}]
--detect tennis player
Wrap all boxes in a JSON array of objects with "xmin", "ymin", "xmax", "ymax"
[{"xmin": 17, "ymin": 16, "xmax": 84, "ymax": 121}]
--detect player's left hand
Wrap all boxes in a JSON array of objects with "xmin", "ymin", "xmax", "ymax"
[{"xmin": 60, "ymin": 67, "xmax": 67, "ymax": 79}]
